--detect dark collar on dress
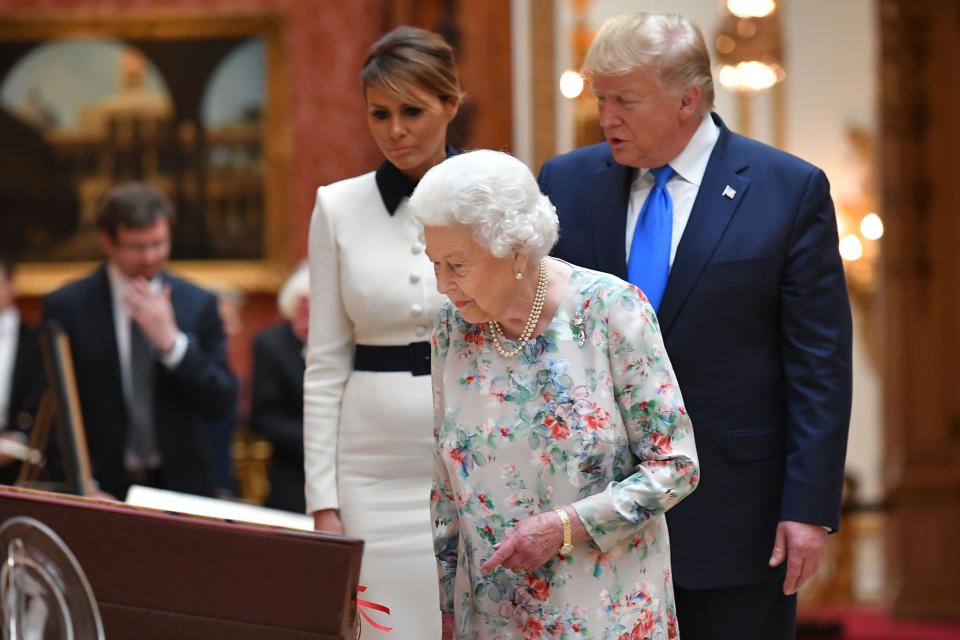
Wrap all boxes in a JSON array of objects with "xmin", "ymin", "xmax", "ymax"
[{"xmin": 375, "ymin": 145, "xmax": 459, "ymax": 215}]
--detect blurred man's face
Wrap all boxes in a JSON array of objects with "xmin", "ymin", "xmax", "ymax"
[
  {"xmin": 0, "ymin": 267, "xmax": 13, "ymax": 311},
  {"xmin": 101, "ymin": 219, "xmax": 171, "ymax": 280}
]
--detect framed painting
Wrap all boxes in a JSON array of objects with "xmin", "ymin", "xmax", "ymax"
[{"xmin": 0, "ymin": 12, "xmax": 292, "ymax": 293}]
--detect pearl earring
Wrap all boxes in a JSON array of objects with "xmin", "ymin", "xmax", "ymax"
[{"xmin": 515, "ymin": 271, "xmax": 523, "ymax": 280}]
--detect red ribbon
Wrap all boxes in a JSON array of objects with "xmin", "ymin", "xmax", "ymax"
[{"xmin": 357, "ymin": 585, "xmax": 393, "ymax": 632}]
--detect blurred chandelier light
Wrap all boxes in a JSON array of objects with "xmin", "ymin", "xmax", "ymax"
[
  {"xmin": 860, "ymin": 212, "xmax": 884, "ymax": 240},
  {"xmin": 560, "ymin": 70, "xmax": 584, "ymax": 99},
  {"xmin": 727, "ymin": 0, "xmax": 776, "ymax": 18},
  {"xmin": 840, "ymin": 211, "xmax": 884, "ymax": 264},
  {"xmin": 715, "ymin": 1, "xmax": 784, "ymax": 92},
  {"xmin": 839, "ymin": 235, "xmax": 864, "ymax": 262}
]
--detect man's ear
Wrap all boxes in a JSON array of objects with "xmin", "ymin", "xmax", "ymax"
[
  {"xmin": 678, "ymin": 85, "xmax": 702, "ymax": 120},
  {"xmin": 99, "ymin": 232, "xmax": 117, "ymax": 257}
]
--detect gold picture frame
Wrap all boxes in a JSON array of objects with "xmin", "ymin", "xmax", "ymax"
[{"xmin": 0, "ymin": 12, "xmax": 292, "ymax": 294}]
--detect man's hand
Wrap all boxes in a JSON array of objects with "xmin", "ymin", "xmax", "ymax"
[
  {"xmin": 125, "ymin": 280, "xmax": 179, "ymax": 353},
  {"xmin": 0, "ymin": 432, "xmax": 25, "ymax": 468},
  {"xmin": 769, "ymin": 520, "xmax": 829, "ymax": 595}
]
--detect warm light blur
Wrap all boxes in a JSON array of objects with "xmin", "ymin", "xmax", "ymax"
[
  {"xmin": 559, "ymin": 70, "xmax": 584, "ymax": 99},
  {"xmin": 839, "ymin": 234, "xmax": 864, "ymax": 261},
  {"xmin": 727, "ymin": 0, "xmax": 776, "ymax": 18},
  {"xmin": 718, "ymin": 62, "xmax": 782, "ymax": 91},
  {"xmin": 860, "ymin": 212, "xmax": 884, "ymax": 240}
]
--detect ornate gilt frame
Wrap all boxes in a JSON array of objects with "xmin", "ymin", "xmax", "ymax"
[{"xmin": 0, "ymin": 12, "xmax": 292, "ymax": 294}]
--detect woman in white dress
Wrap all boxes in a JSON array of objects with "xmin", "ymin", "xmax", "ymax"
[{"xmin": 303, "ymin": 26, "xmax": 461, "ymax": 639}]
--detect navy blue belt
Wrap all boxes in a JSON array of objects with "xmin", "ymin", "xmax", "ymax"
[{"xmin": 354, "ymin": 342, "xmax": 431, "ymax": 376}]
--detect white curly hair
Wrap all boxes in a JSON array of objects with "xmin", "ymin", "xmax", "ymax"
[
  {"xmin": 277, "ymin": 262, "xmax": 309, "ymax": 321},
  {"xmin": 408, "ymin": 149, "xmax": 559, "ymax": 261}
]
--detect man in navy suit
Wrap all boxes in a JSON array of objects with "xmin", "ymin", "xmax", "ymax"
[
  {"xmin": 539, "ymin": 13, "xmax": 852, "ymax": 639},
  {"xmin": 44, "ymin": 183, "xmax": 236, "ymax": 499}
]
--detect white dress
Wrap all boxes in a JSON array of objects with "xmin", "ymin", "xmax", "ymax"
[{"xmin": 304, "ymin": 170, "xmax": 444, "ymax": 639}]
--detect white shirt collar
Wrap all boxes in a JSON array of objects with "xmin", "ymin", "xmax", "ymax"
[
  {"xmin": 632, "ymin": 113, "xmax": 720, "ymax": 188},
  {"xmin": 669, "ymin": 113, "xmax": 720, "ymax": 186},
  {"xmin": 107, "ymin": 262, "xmax": 162, "ymax": 305},
  {"xmin": 0, "ymin": 307, "xmax": 18, "ymax": 337}
]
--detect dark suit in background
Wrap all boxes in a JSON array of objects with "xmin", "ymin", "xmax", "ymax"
[
  {"xmin": 44, "ymin": 266, "xmax": 236, "ymax": 499},
  {"xmin": 0, "ymin": 320, "xmax": 44, "ymax": 485},
  {"xmin": 251, "ymin": 322, "xmax": 306, "ymax": 513},
  {"xmin": 540, "ymin": 114, "xmax": 852, "ymax": 636}
]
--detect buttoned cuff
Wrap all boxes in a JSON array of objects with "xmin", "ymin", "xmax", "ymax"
[{"xmin": 159, "ymin": 332, "xmax": 188, "ymax": 369}]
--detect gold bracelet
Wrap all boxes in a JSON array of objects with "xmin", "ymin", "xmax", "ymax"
[{"xmin": 553, "ymin": 507, "xmax": 574, "ymax": 556}]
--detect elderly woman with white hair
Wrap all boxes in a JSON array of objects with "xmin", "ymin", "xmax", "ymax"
[
  {"xmin": 250, "ymin": 264, "xmax": 310, "ymax": 512},
  {"xmin": 410, "ymin": 150, "xmax": 699, "ymax": 640}
]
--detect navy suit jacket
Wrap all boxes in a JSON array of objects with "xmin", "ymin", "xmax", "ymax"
[
  {"xmin": 539, "ymin": 114, "xmax": 853, "ymax": 589},
  {"xmin": 43, "ymin": 265, "xmax": 237, "ymax": 499}
]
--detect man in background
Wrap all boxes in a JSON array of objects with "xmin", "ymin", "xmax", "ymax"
[
  {"xmin": 539, "ymin": 12, "xmax": 852, "ymax": 639},
  {"xmin": 250, "ymin": 263, "xmax": 309, "ymax": 513},
  {"xmin": 0, "ymin": 255, "xmax": 43, "ymax": 485},
  {"xmin": 44, "ymin": 183, "xmax": 236, "ymax": 499}
]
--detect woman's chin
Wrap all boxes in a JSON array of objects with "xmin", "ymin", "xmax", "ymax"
[{"xmin": 454, "ymin": 304, "xmax": 486, "ymax": 324}]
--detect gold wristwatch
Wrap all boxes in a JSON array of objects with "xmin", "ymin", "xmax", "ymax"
[{"xmin": 553, "ymin": 507, "xmax": 574, "ymax": 556}]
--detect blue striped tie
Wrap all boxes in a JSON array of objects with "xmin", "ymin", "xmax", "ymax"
[{"xmin": 627, "ymin": 165, "xmax": 675, "ymax": 311}]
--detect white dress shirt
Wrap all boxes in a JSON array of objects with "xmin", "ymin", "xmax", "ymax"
[
  {"xmin": 625, "ymin": 113, "xmax": 721, "ymax": 266},
  {"xmin": 0, "ymin": 308, "xmax": 20, "ymax": 431}
]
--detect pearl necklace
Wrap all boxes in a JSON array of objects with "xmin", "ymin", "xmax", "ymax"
[{"xmin": 488, "ymin": 261, "xmax": 548, "ymax": 358}]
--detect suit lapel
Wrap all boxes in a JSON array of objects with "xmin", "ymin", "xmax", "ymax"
[
  {"xmin": 590, "ymin": 155, "xmax": 632, "ymax": 279},
  {"xmin": 92, "ymin": 265, "xmax": 124, "ymax": 393},
  {"xmin": 160, "ymin": 272, "xmax": 181, "ymax": 328},
  {"xmin": 657, "ymin": 122, "xmax": 750, "ymax": 335}
]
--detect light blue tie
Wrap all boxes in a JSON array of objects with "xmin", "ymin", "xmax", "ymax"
[{"xmin": 627, "ymin": 165, "xmax": 675, "ymax": 311}]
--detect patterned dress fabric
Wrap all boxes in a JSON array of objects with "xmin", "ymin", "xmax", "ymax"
[{"xmin": 431, "ymin": 266, "xmax": 700, "ymax": 640}]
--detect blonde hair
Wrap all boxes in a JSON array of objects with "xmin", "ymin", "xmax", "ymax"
[
  {"xmin": 583, "ymin": 13, "xmax": 714, "ymax": 114},
  {"xmin": 362, "ymin": 26, "xmax": 463, "ymax": 105}
]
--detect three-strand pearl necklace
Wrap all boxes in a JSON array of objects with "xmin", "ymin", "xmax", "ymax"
[{"xmin": 487, "ymin": 261, "xmax": 548, "ymax": 358}]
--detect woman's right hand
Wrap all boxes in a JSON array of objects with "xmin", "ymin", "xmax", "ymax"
[{"xmin": 313, "ymin": 509, "xmax": 344, "ymax": 534}]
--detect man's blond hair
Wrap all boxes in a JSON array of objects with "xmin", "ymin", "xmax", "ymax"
[{"xmin": 583, "ymin": 12, "xmax": 715, "ymax": 115}]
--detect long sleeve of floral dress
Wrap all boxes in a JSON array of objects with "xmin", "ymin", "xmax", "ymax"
[
  {"xmin": 430, "ymin": 305, "xmax": 459, "ymax": 612},
  {"xmin": 568, "ymin": 281, "xmax": 700, "ymax": 553}
]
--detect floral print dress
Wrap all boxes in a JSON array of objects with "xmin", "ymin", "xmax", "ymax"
[{"xmin": 430, "ymin": 265, "xmax": 699, "ymax": 640}]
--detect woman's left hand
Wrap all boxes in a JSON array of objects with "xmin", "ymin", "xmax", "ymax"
[{"xmin": 480, "ymin": 511, "xmax": 564, "ymax": 575}]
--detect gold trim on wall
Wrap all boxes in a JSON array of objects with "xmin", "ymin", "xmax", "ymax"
[
  {"xmin": 1, "ymin": 12, "xmax": 293, "ymax": 295},
  {"xmin": 530, "ymin": 0, "xmax": 556, "ymax": 173}
]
